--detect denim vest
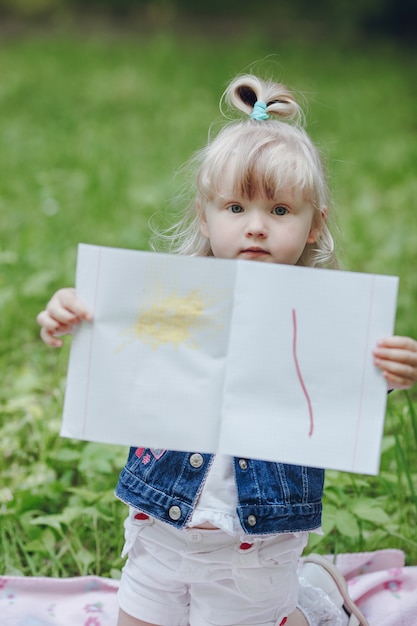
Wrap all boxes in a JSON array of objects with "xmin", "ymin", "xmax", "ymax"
[{"xmin": 115, "ymin": 447, "xmax": 324, "ymax": 536}]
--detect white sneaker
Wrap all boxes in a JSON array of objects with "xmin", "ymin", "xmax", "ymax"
[{"xmin": 299, "ymin": 554, "xmax": 369, "ymax": 626}]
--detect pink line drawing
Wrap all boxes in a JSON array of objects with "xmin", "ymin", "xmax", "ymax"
[{"xmin": 292, "ymin": 308, "xmax": 314, "ymax": 437}]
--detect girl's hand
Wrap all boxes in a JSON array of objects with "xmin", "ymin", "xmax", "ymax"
[
  {"xmin": 374, "ymin": 335, "xmax": 417, "ymax": 390},
  {"xmin": 36, "ymin": 288, "xmax": 92, "ymax": 347}
]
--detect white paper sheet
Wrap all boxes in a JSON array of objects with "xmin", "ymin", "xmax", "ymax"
[{"xmin": 61, "ymin": 243, "xmax": 399, "ymax": 474}]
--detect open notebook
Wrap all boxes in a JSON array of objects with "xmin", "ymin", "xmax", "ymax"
[{"xmin": 61, "ymin": 244, "xmax": 398, "ymax": 475}]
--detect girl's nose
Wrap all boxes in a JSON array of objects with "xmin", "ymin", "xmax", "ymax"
[{"xmin": 245, "ymin": 214, "xmax": 267, "ymax": 238}]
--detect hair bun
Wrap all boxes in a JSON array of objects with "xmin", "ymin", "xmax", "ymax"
[{"xmin": 224, "ymin": 74, "xmax": 303, "ymax": 125}]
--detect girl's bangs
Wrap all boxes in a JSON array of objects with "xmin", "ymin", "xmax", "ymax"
[{"xmin": 199, "ymin": 132, "xmax": 320, "ymax": 206}]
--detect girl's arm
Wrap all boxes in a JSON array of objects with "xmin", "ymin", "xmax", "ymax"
[
  {"xmin": 374, "ymin": 336, "xmax": 417, "ymax": 390},
  {"xmin": 36, "ymin": 288, "xmax": 92, "ymax": 348}
]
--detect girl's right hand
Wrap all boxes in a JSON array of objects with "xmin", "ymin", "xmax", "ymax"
[{"xmin": 36, "ymin": 288, "xmax": 93, "ymax": 347}]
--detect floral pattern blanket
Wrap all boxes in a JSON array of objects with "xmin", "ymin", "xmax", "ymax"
[{"xmin": 1, "ymin": 549, "xmax": 416, "ymax": 625}]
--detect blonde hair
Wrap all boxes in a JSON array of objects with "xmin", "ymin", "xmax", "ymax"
[{"xmin": 153, "ymin": 74, "xmax": 338, "ymax": 269}]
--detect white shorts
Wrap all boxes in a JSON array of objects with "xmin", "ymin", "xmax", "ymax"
[{"xmin": 118, "ymin": 508, "xmax": 308, "ymax": 626}]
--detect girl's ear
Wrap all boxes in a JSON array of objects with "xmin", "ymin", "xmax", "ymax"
[
  {"xmin": 198, "ymin": 202, "xmax": 209, "ymax": 239},
  {"xmin": 307, "ymin": 207, "xmax": 327, "ymax": 244},
  {"xmin": 200, "ymin": 220, "xmax": 209, "ymax": 238}
]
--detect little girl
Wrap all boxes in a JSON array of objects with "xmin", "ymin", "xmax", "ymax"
[{"xmin": 37, "ymin": 74, "xmax": 417, "ymax": 626}]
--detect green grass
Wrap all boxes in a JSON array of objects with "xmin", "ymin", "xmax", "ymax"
[{"xmin": 1, "ymin": 24, "xmax": 417, "ymax": 576}]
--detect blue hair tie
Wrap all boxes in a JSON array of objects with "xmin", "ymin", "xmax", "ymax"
[{"xmin": 250, "ymin": 101, "xmax": 269, "ymax": 121}]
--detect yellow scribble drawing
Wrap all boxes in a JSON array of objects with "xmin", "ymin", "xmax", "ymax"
[{"xmin": 118, "ymin": 285, "xmax": 221, "ymax": 351}]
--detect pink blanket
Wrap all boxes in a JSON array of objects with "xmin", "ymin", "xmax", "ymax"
[{"xmin": 1, "ymin": 550, "xmax": 416, "ymax": 625}]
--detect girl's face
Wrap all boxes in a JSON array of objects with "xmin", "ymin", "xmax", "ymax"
[{"xmin": 200, "ymin": 182, "xmax": 321, "ymax": 266}]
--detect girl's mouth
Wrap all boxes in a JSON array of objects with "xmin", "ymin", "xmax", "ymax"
[{"xmin": 241, "ymin": 247, "xmax": 269, "ymax": 255}]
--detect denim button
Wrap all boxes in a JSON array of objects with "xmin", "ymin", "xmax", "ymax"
[
  {"xmin": 189, "ymin": 453, "xmax": 204, "ymax": 468},
  {"xmin": 247, "ymin": 514, "xmax": 257, "ymax": 526},
  {"xmin": 168, "ymin": 505, "xmax": 182, "ymax": 520},
  {"xmin": 238, "ymin": 459, "xmax": 248, "ymax": 470}
]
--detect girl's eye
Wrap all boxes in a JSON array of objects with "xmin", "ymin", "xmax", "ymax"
[
  {"xmin": 228, "ymin": 204, "xmax": 244, "ymax": 214},
  {"xmin": 272, "ymin": 206, "xmax": 289, "ymax": 216}
]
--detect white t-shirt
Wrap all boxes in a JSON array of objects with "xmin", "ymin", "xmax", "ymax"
[{"xmin": 188, "ymin": 454, "xmax": 239, "ymax": 535}]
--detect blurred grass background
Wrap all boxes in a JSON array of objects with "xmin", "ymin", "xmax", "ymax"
[{"xmin": 1, "ymin": 1, "xmax": 417, "ymax": 576}]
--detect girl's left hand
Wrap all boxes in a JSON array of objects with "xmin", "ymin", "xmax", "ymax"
[{"xmin": 374, "ymin": 335, "xmax": 417, "ymax": 390}]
